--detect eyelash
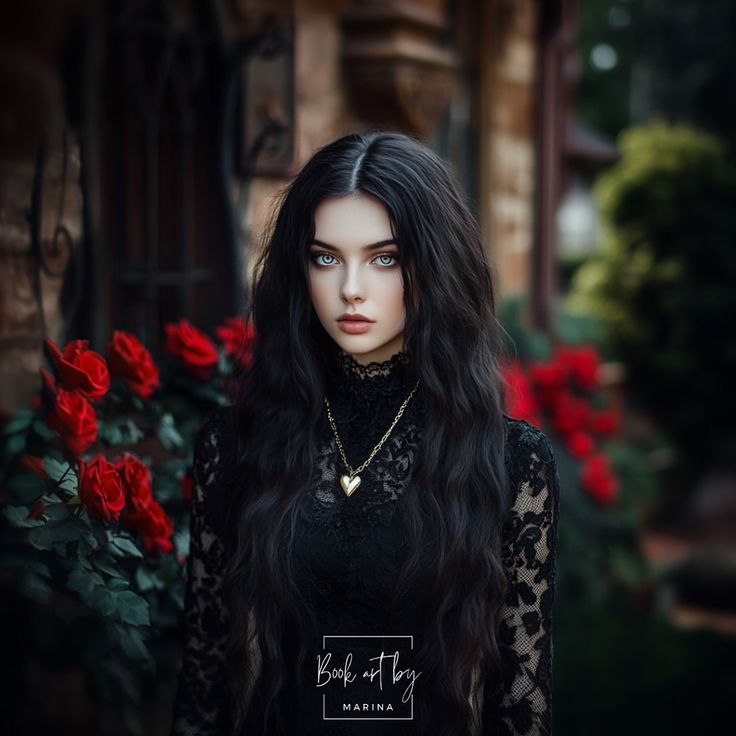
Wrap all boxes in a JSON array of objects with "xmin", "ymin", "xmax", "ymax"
[{"xmin": 310, "ymin": 252, "xmax": 399, "ymax": 268}]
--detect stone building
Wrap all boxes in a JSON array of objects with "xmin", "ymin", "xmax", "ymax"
[{"xmin": 0, "ymin": 0, "xmax": 576, "ymax": 413}]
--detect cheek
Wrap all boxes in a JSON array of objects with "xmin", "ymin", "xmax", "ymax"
[{"xmin": 387, "ymin": 274, "xmax": 406, "ymax": 324}]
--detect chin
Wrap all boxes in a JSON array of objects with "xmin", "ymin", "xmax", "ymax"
[{"xmin": 334, "ymin": 336, "xmax": 380, "ymax": 356}]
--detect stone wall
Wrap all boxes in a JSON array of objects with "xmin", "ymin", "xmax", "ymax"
[
  {"xmin": 478, "ymin": 0, "xmax": 539, "ymax": 299},
  {"xmin": 245, "ymin": 0, "xmax": 541, "ymax": 299},
  {"xmin": 0, "ymin": 139, "xmax": 82, "ymax": 413}
]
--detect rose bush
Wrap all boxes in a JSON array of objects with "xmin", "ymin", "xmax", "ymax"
[
  {"xmin": 0, "ymin": 315, "xmax": 253, "ymax": 733},
  {"xmin": 502, "ymin": 342, "xmax": 621, "ymax": 507},
  {"xmin": 499, "ymin": 294, "xmax": 657, "ymax": 602}
]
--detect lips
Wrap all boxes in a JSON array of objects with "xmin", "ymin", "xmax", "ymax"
[
  {"xmin": 337, "ymin": 314, "xmax": 374, "ymax": 334},
  {"xmin": 338, "ymin": 313, "xmax": 374, "ymax": 322}
]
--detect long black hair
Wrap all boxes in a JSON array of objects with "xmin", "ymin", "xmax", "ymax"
[{"xmin": 217, "ymin": 130, "xmax": 512, "ymax": 736}]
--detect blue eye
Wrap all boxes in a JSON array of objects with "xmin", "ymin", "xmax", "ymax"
[
  {"xmin": 312, "ymin": 252, "xmax": 338, "ymax": 266},
  {"xmin": 374, "ymin": 253, "xmax": 398, "ymax": 267}
]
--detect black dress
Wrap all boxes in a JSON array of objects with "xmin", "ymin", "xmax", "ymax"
[{"xmin": 170, "ymin": 351, "xmax": 560, "ymax": 736}]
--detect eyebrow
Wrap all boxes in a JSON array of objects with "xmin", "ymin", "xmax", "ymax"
[{"xmin": 309, "ymin": 238, "xmax": 397, "ymax": 252}]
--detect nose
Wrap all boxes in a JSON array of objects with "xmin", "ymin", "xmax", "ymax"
[{"xmin": 340, "ymin": 261, "xmax": 365, "ymax": 304}]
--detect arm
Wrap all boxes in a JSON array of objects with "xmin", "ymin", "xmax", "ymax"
[
  {"xmin": 484, "ymin": 422, "xmax": 561, "ymax": 735},
  {"xmin": 170, "ymin": 410, "xmax": 232, "ymax": 736}
]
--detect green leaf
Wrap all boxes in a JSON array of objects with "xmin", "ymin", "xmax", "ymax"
[
  {"xmin": 134, "ymin": 566, "xmax": 155, "ymax": 592},
  {"xmin": 109, "ymin": 535, "xmax": 144, "ymax": 559},
  {"xmin": 108, "ymin": 577, "xmax": 130, "ymax": 592},
  {"xmin": 78, "ymin": 533, "xmax": 98, "ymax": 556},
  {"xmin": 158, "ymin": 413, "xmax": 184, "ymax": 451},
  {"xmin": 33, "ymin": 418, "xmax": 57, "ymax": 439},
  {"xmin": 134, "ymin": 566, "xmax": 164, "ymax": 592},
  {"xmin": 19, "ymin": 572, "xmax": 51, "ymax": 603},
  {"xmin": 6, "ymin": 472, "xmax": 45, "ymax": 504},
  {"xmin": 92, "ymin": 553, "xmax": 125, "ymax": 578},
  {"xmin": 43, "ymin": 458, "xmax": 71, "ymax": 482},
  {"xmin": 98, "ymin": 417, "xmax": 144, "ymax": 446},
  {"xmin": 2, "ymin": 409, "xmax": 34, "ymax": 435},
  {"xmin": 67, "ymin": 567, "xmax": 105, "ymax": 598},
  {"xmin": 95, "ymin": 589, "xmax": 119, "ymax": 617},
  {"xmin": 27, "ymin": 560, "xmax": 51, "ymax": 578},
  {"xmin": 173, "ymin": 529, "xmax": 190, "ymax": 558},
  {"xmin": 152, "ymin": 474, "xmax": 181, "ymax": 503},
  {"xmin": 43, "ymin": 459, "xmax": 78, "ymax": 494},
  {"xmin": 6, "ymin": 433, "xmax": 27, "ymax": 454},
  {"xmin": 116, "ymin": 590, "xmax": 150, "ymax": 626},
  {"xmin": 116, "ymin": 624, "xmax": 150, "ymax": 662},
  {"xmin": 29, "ymin": 516, "xmax": 89, "ymax": 551},
  {"xmin": 43, "ymin": 503, "xmax": 71, "ymax": 522},
  {"xmin": 3, "ymin": 505, "xmax": 44, "ymax": 528},
  {"xmin": 169, "ymin": 586, "xmax": 185, "ymax": 610}
]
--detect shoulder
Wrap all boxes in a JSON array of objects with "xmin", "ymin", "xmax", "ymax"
[
  {"xmin": 502, "ymin": 414, "xmax": 556, "ymax": 465},
  {"xmin": 502, "ymin": 413, "xmax": 560, "ymax": 504}
]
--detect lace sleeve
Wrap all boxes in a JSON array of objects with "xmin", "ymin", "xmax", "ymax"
[
  {"xmin": 483, "ymin": 419, "xmax": 561, "ymax": 735},
  {"xmin": 170, "ymin": 408, "xmax": 234, "ymax": 736}
]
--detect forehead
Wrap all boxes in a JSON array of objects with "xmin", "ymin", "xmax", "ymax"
[{"xmin": 313, "ymin": 193, "xmax": 393, "ymax": 245}]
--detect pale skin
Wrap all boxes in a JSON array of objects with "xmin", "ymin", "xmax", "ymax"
[{"xmin": 308, "ymin": 193, "xmax": 406, "ymax": 365}]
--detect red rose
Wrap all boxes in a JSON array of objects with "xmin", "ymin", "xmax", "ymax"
[
  {"xmin": 554, "ymin": 344, "xmax": 600, "ymax": 393},
  {"xmin": 529, "ymin": 359, "xmax": 567, "ymax": 408},
  {"xmin": 501, "ymin": 360, "xmax": 542, "ymax": 427},
  {"xmin": 46, "ymin": 385, "xmax": 98, "ymax": 455},
  {"xmin": 549, "ymin": 393, "xmax": 592, "ymax": 435},
  {"xmin": 580, "ymin": 453, "xmax": 619, "ymax": 506},
  {"xmin": 216, "ymin": 316, "xmax": 255, "ymax": 368},
  {"xmin": 164, "ymin": 319, "xmax": 218, "ymax": 379},
  {"xmin": 126, "ymin": 499, "xmax": 174, "ymax": 553},
  {"xmin": 548, "ymin": 391, "xmax": 576, "ymax": 435},
  {"xmin": 78, "ymin": 455, "xmax": 126, "ymax": 523},
  {"xmin": 107, "ymin": 331, "xmax": 160, "ymax": 398},
  {"xmin": 180, "ymin": 474, "xmax": 194, "ymax": 504},
  {"xmin": 590, "ymin": 408, "xmax": 620, "ymax": 436},
  {"xmin": 44, "ymin": 337, "xmax": 110, "ymax": 401},
  {"xmin": 114, "ymin": 453, "xmax": 153, "ymax": 511},
  {"xmin": 565, "ymin": 430, "xmax": 595, "ymax": 459}
]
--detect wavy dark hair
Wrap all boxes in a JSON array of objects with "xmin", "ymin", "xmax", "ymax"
[{"xmin": 216, "ymin": 130, "xmax": 512, "ymax": 736}]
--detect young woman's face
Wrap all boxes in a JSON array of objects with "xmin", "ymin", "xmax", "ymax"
[{"xmin": 308, "ymin": 193, "xmax": 405, "ymax": 365}]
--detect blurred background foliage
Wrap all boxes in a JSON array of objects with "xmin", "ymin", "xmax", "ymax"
[
  {"xmin": 555, "ymin": 0, "xmax": 736, "ymax": 732},
  {"xmin": 568, "ymin": 121, "xmax": 736, "ymax": 480},
  {"xmin": 576, "ymin": 0, "xmax": 736, "ymax": 159}
]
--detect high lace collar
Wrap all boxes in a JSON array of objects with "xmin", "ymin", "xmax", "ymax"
[
  {"xmin": 332, "ymin": 349, "xmax": 418, "ymax": 404},
  {"xmin": 339, "ymin": 349, "xmax": 412, "ymax": 380}
]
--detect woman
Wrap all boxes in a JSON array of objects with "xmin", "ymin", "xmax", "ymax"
[{"xmin": 170, "ymin": 130, "xmax": 560, "ymax": 736}]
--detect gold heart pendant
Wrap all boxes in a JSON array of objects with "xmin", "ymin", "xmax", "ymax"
[{"xmin": 340, "ymin": 474, "xmax": 361, "ymax": 497}]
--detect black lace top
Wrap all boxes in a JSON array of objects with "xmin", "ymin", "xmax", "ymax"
[{"xmin": 170, "ymin": 351, "xmax": 560, "ymax": 735}]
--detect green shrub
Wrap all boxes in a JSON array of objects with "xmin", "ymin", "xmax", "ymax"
[{"xmin": 567, "ymin": 121, "xmax": 736, "ymax": 475}]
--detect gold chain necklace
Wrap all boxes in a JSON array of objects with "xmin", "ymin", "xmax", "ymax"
[{"xmin": 324, "ymin": 379, "xmax": 420, "ymax": 497}]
